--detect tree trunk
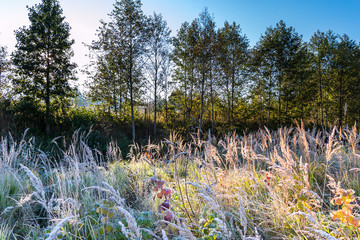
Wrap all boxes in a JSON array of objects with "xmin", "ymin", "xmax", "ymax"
[
  {"xmin": 154, "ymin": 79, "xmax": 157, "ymax": 136},
  {"xmin": 119, "ymin": 87, "xmax": 122, "ymax": 116},
  {"xmin": 45, "ymin": 58, "xmax": 50, "ymax": 135},
  {"xmin": 187, "ymin": 67, "xmax": 194, "ymax": 136},
  {"xmin": 344, "ymin": 102, "xmax": 348, "ymax": 128},
  {"xmin": 338, "ymin": 75, "xmax": 344, "ymax": 129},
  {"xmin": 183, "ymin": 83, "xmax": 187, "ymax": 123},
  {"xmin": 130, "ymin": 80, "xmax": 135, "ymax": 142},
  {"xmin": 267, "ymin": 71, "xmax": 272, "ymax": 125},
  {"xmin": 278, "ymin": 72, "xmax": 282, "ymax": 127},
  {"xmin": 318, "ymin": 62, "xmax": 324, "ymax": 126},
  {"xmin": 153, "ymin": 50, "xmax": 158, "ymax": 136},
  {"xmin": 260, "ymin": 95, "xmax": 264, "ymax": 126},
  {"xmin": 210, "ymin": 68, "xmax": 214, "ymax": 134},
  {"xmin": 199, "ymin": 69, "xmax": 205, "ymax": 138},
  {"xmin": 165, "ymin": 77, "xmax": 168, "ymax": 131},
  {"xmin": 226, "ymin": 76, "xmax": 231, "ymax": 122},
  {"xmin": 129, "ymin": 44, "xmax": 135, "ymax": 142},
  {"xmin": 231, "ymin": 68, "xmax": 235, "ymax": 123},
  {"xmin": 114, "ymin": 89, "xmax": 117, "ymax": 117},
  {"xmin": 0, "ymin": 70, "xmax": 2, "ymax": 89}
]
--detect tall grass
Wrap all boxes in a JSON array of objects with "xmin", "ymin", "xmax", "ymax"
[{"xmin": 0, "ymin": 124, "xmax": 359, "ymax": 239}]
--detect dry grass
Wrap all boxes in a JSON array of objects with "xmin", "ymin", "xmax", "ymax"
[{"xmin": 0, "ymin": 124, "xmax": 360, "ymax": 239}]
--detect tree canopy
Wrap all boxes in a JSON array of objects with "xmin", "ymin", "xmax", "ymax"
[
  {"xmin": 2, "ymin": 0, "xmax": 360, "ymax": 139},
  {"xmin": 12, "ymin": 0, "xmax": 76, "ymax": 133}
]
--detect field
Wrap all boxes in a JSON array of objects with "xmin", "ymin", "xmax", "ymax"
[{"xmin": 1, "ymin": 124, "xmax": 360, "ymax": 240}]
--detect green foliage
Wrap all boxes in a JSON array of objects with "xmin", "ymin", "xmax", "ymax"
[
  {"xmin": 87, "ymin": 0, "xmax": 146, "ymax": 142},
  {"xmin": 217, "ymin": 21, "xmax": 249, "ymax": 123},
  {"xmin": 3, "ymin": 1, "xmax": 360, "ymax": 141},
  {"xmin": 1, "ymin": 0, "xmax": 360, "ymax": 140},
  {"xmin": 0, "ymin": 224, "xmax": 13, "ymax": 240},
  {"xmin": 251, "ymin": 20, "xmax": 312, "ymax": 126},
  {"xmin": 197, "ymin": 209, "xmax": 224, "ymax": 240},
  {"xmin": 12, "ymin": 0, "xmax": 77, "ymax": 133},
  {"xmin": 144, "ymin": 12, "xmax": 171, "ymax": 136},
  {"xmin": 0, "ymin": 45, "xmax": 11, "ymax": 98}
]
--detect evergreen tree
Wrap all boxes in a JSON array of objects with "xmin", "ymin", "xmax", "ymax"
[
  {"xmin": 309, "ymin": 30, "xmax": 337, "ymax": 126},
  {"xmin": 12, "ymin": 0, "xmax": 76, "ymax": 133},
  {"xmin": 332, "ymin": 35, "xmax": 360, "ymax": 128}
]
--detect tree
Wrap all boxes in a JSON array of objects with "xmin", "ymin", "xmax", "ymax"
[
  {"xmin": 252, "ymin": 20, "xmax": 309, "ymax": 125},
  {"xmin": 145, "ymin": 12, "xmax": 171, "ymax": 136},
  {"xmin": 160, "ymin": 56, "xmax": 172, "ymax": 131},
  {"xmin": 332, "ymin": 35, "xmax": 360, "ymax": 128},
  {"xmin": 0, "ymin": 46, "xmax": 10, "ymax": 98},
  {"xmin": 87, "ymin": 52, "xmax": 123, "ymax": 115},
  {"xmin": 172, "ymin": 21, "xmax": 200, "ymax": 133},
  {"xmin": 86, "ymin": 20, "xmax": 126, "ymax": 116},
  {"xmin": 309, "ymin": 30, "xmax": 337, "ymax": 126},
  {"xmin": 107, "ymin": 0, "xmax": 146, "ymax": 142},
  {"xmin": 12, "ymin": 0, "xmax": 76, "ymax": 134},
  {"xmin": 217, "ymin": 21, "xmax": 249, "ymax": 123},
  {"xmin": 196, "ymin": 8, "xmax": 216, "ymax": 136}
]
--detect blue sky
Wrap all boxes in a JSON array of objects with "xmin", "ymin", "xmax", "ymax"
[
  {"xmin": 141, "ymin": 0, "xmax": 360, "ymax": 44},
  {"xmin": 1, "ymin": 0, "xmax": 359, "ymax": 86}
]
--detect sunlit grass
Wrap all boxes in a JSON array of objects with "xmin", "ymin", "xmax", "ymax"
[{"xmin": 0, "ymin": 125, "xmax": 360, "ymax": 239}]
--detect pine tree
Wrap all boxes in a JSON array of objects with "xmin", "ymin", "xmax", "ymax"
[
  {"xmin": 12, "ymin": 0, "xmax": 76, "ymax": 134},
  {"xmin": 309, "ymin": 30, "xmax": 337, "ymax": 126},
  {"xmin": 332, "ymin": 35, "xmax": 360, "ymax": 128}
]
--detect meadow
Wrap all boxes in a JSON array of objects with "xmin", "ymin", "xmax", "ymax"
[{"xmin": 1, "ymin": 123, "xmax": 360, "ymax": 240}]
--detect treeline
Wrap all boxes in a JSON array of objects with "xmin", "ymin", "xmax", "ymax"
[{"xmin": 1, "ymin": 0, "xmax": 360, "ymax": 143}]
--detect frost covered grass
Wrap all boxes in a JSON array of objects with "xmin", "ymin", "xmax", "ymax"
[{"xmin": 1, "ymin": 124, "xmax": 360, "ymax": 239}]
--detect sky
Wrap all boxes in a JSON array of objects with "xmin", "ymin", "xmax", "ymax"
[{"xmin": 1, "ymin": 0, "xmax": 360, "ymax": 88}]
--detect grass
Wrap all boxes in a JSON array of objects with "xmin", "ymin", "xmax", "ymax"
[{"xmin": 0, "ymin": 123, "xmax": 360, "ymax": 239}]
